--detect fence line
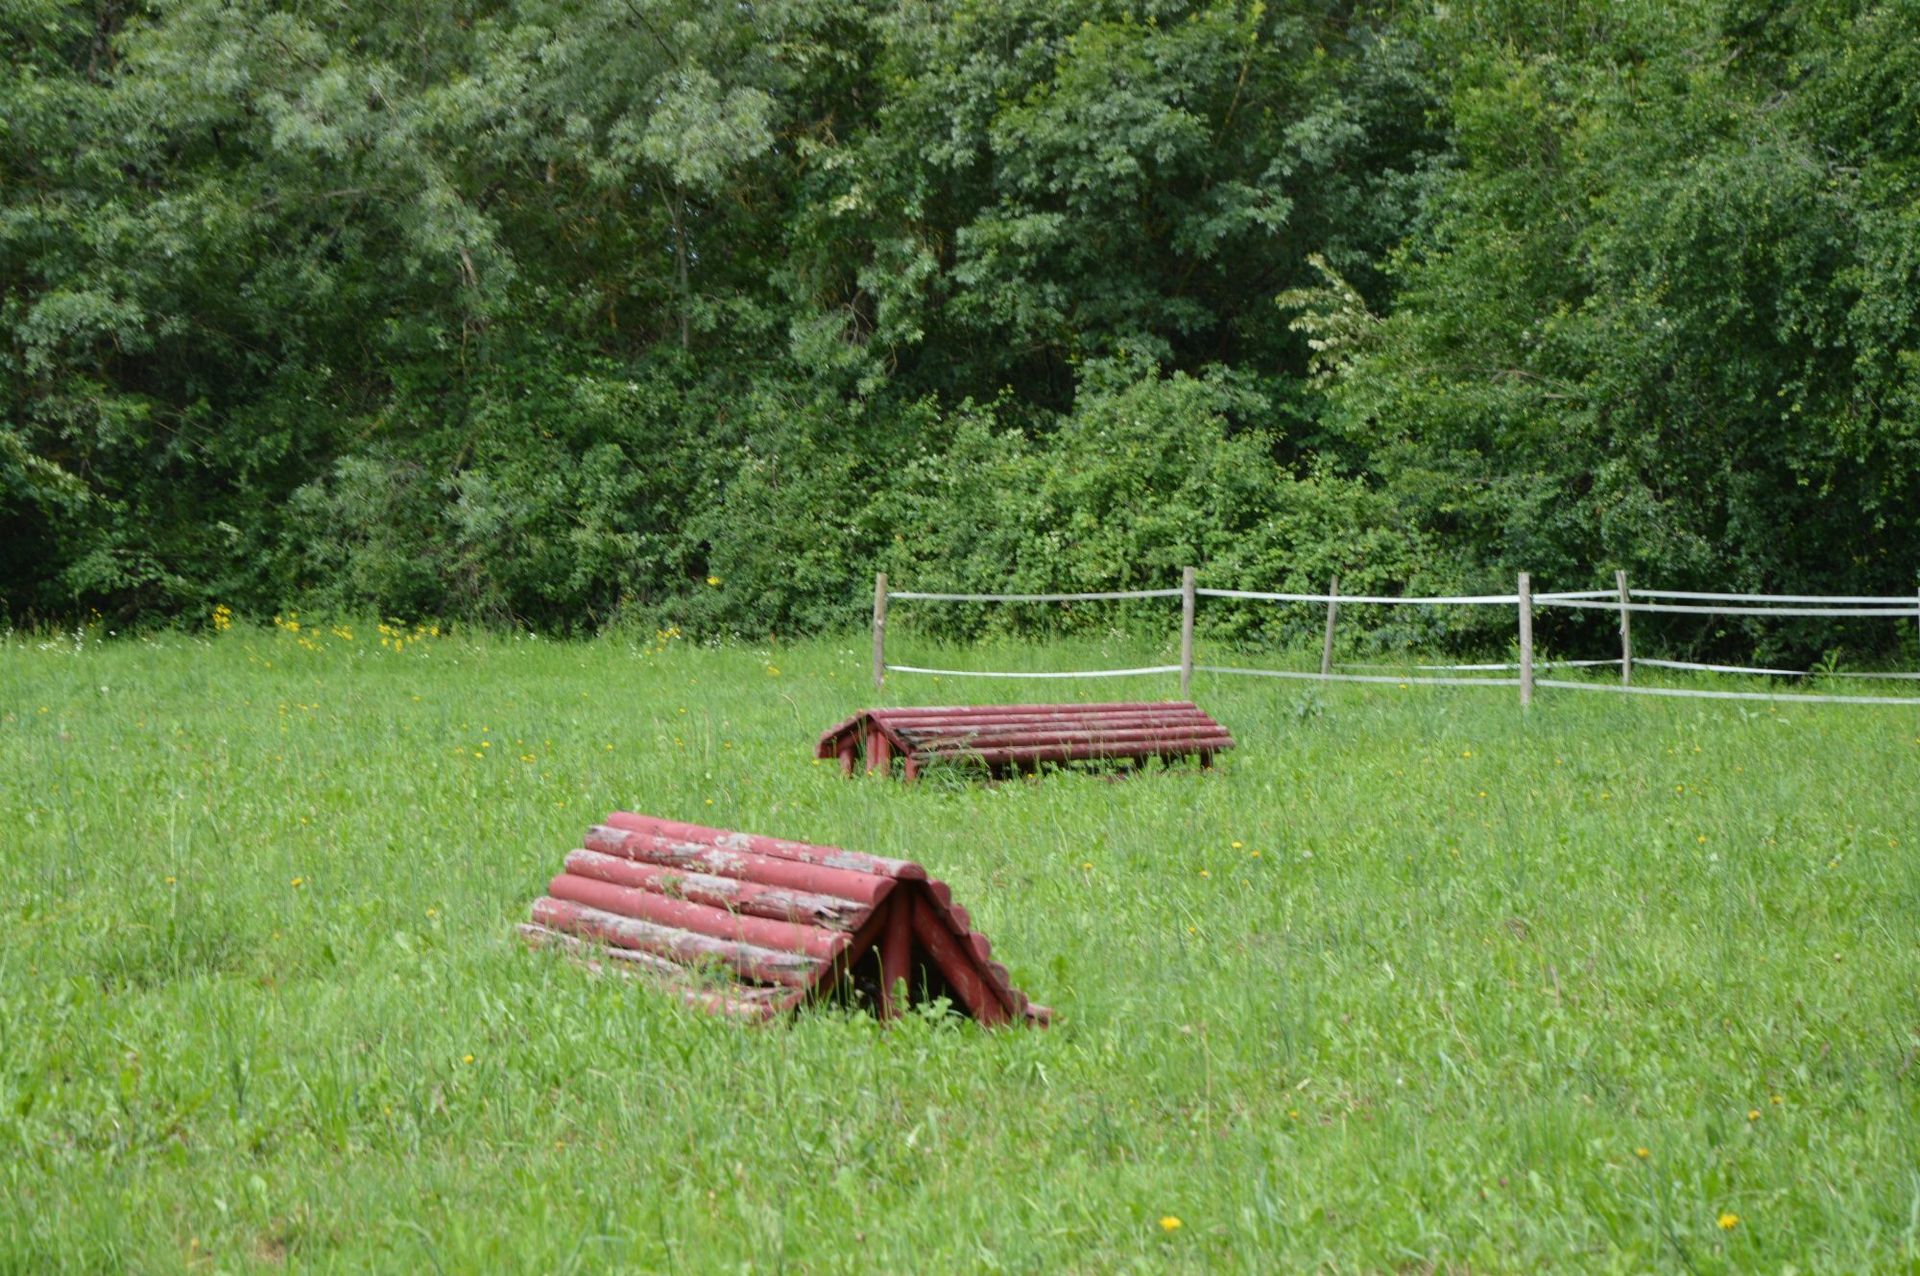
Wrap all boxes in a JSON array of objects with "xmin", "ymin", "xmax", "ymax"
[
  {"xmin": 892, "ymin": 588, "xmax": 1184, "ymax": 602},
  {"xmin": 1536, "ymin": 679, "xmax": 1920, "ymax": 707},
  {"xmin": 1538, "ymin": 598, "xmax": 1915, "ymax": 618},
  {"xmin": 870, "ymin": 569, "xmax": 1920, "ymax": 709},
  {"xmin": 1196, "ymin": 665, "xmax": 1520, "ymax": 689},
  {"xmin": 1633, "ymin": 589, "xmax": 1917, "ymax": 604},
  {"xmin": 883, "ymin": 663, "xmax": 1181, "ymax": 680}
]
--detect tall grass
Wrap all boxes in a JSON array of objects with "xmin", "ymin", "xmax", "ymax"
[{"xmin": 2, "ymin": 625, "xmax": 1916, "ymax": 1271}]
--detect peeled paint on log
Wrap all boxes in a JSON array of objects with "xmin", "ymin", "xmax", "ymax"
[
  {"xmin": 604, "ymin": 813, "xmax": 926, "ymax": 881},
  {"xmin": 517, "ymin": 922, "xmax": 692, "ymax": 981},
  {"xmin": 908, "ymin": 894, "xmax": 1010, "ymax": 1025},
  {"xmin": 873, "ymin": 701, "xmax": 1193, "ymax": 720},
  {"xmin": 964, "ymin": 736, "xmax": 1235, "ymax": 766},
  {"xmin": 583, "ymin": 826, "xmax": 894, "ymax": 905},
  {"xmin": 531, "ymin": 897, "xmax": 825, "ymax": 988},
  {"xmin": 563, "ymin": 849, "xmax": 874, "ymax": 932},
  {"xmin": 880, "ymin": 709, "xmax": 1210, "ymax": 730},
  {"xmin": 896, "ymin": 724, "xmax": 1222, "ymax": 749},
  {"xmin": 548, "ymin": 873, "xmax": 844, "ymax": 961}
]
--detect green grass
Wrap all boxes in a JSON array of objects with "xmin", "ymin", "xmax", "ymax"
[{"xmin": 3, "ymin": 624, "xmax": 1918, "ymax": 1272}]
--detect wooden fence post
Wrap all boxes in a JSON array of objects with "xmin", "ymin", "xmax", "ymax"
[
  {"xmin": 1518, "ymin": 571, "xmax": 1534, "ymax": 707},
  {"xmin": 1179, "ymin": 566, "xmax": 1197, "ymax": 698},
  {"xmin": 1616, "ymin": 569, "xmax": 1633, "ymax": 686},
  {"xmin": 872, "ymin": 572, "xmax": 888, "ymax": 691},
  {"xmin": 1320, "ymin": 574, "xmax": 1341, "ymax": 679}
]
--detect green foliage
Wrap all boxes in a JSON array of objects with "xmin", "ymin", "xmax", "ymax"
[{"xmin": 2, "ymin": 0, "xmax": 1916, "ymax": 655}]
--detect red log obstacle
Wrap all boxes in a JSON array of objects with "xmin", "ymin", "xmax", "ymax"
[
  {"xmin": 518, "ymin": 812, "xmax": 1051, "ymax": 1026},
  {"xmin": 816, "ymin": 702, "xmax": 1234, "ymax": 781}
]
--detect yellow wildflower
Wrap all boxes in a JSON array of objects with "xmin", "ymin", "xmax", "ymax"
[
  {"xmin": 1717, "ymin": 1213, "xmax": 1739, "ymax": 1230},
  {"xmin": 1159, "ymin": 1216, "xmax": 1181, "ymax": 1233}
]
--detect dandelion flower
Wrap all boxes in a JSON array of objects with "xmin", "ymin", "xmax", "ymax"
[
  {"xmin": 1230, "ymin": 841, "xmax": 1243, "ymax": 849},
  {"xmin": 1747, "ymin": 1109, "xmax": 1760, "ymax": 1121},
  {"xmin": 1159, "ymin": 1216, "xmax": 1182, "ymax": 1233},
  {"xmin": 707, "ymin": 575, "xmax": 721, "ymax": 586},
  {"xmin": 462, "ymin": 1054, "xmax": 475, "ymax": 1065},
  {"xmin": 1717, "ymin": 1212, "xmax": 1739, "ymax": 1231},
  {"xmin": 291, "ymin": 876, "xmax": 304, "ymax": 888},
  {"xmin": 1634, "ymin": 1147, "xmax": 1649, "ymax": 1159}
]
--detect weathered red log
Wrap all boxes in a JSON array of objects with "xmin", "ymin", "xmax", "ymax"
[
  {"xmin": 547, "ymin": 872, "xmax": 845, "ymax": 960},
  {"xmin": 520, "ymin": 812, "xmax": 1051, "ymax": 1027},
  {"xmin": 909, "ymin": 895, "xmax": 1010, "ymax": 1025},
  {"xmin": 530, "ymin": 897, "xmax": 822, "ymax": 987},
  {"xmin": 604, "ymin": 812, "xmax": 926, "ymax": 880},
  {"xmin": 517, "ymin": 924, "xmax": 800, "ymax": 1020},
  {"xmin": 563, "ymin": 848, "xmax": 877, "ymax": 931},
  {"xmin": 818, "ymin": 702, "xmax": 1233, "ymax": 783},
  {"xmin": 583, "ymin": 825, "xmax": 897, "ymax": 904},
  {"xmin": 902, "ymin": 726, "xmax": 1231, "ymax": 751}
]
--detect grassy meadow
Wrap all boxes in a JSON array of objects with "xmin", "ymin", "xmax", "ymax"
[{"xmin": 2, "ymin": 622, "xmax": 1918, "ymax": 1272}]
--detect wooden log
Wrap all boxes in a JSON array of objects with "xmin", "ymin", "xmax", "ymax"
[
  {"xmin": 897, "ymin": 725, "xmax": 1234, "ymax": 751},
  {"xmin": 909, "ymin": 895, "xmax": 1009, "ymax": 1025},
  {"xmin": 1179, "ymin": 566, "xmax": 1197, "ymax": 698},
  {"xmin": 518, "ymin": 924, "xmax": 794, "ymax": 1019},
  {"xmin": 547, "ymin": 873, "xmax": 846, "ymax": 960},
  {"xmin": 602, "ymin": 813, "xmax": 927, "ymax": 880},
  {"xmin": 960, "ymin": 736, "xmax": 1236, "ymax": 766},
  {"xmin": 562, "ymin": 850, "xmax": 875, "ymax": 931},
  {"xmin": 838, "ymin": 739, "xmax": 855, "ymax": 777},
  {"xmin": 879, "ymin": 898, "xmax": 911, "ymax": 1017},
  {"xmin": 870, "ymin": 701, "xmax": 1194, "ymax": 721},
  {"xmin": 583, "ymin": 826, "xmax": 896, "ymax": 905},
  {"xmin": 871, "ymin": 730, "xmax": 893, "ymax": 777},
  {"xmin": 1321, "ymin": 574, "xmax": 1340, "ymax": 678},
  {"xmin": 530, "ymin": 897, "xmax": 823, "ymax": 988}
]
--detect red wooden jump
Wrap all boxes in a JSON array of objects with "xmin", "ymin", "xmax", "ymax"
[
  {"xmin": 815, "ymin": 701, "xmax": 1234, "ymax": 782},
  {"xmin": 518, "ymin": 812, "xmax": 1050, "ymax": 1026}
]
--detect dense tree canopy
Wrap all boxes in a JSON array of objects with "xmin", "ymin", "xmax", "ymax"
[{"xmin": 4, "ymin": 0, "xmax": 1917, "ymax": 656}]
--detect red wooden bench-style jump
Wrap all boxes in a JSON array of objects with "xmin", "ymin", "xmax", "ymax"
[
  {"xmin": 518, "ymin": 812, "xmax": 1050, "ymax": 1026},
  {"xmin": 815, "ymin": 701, "xmax": 1234, "ymax": 782}
]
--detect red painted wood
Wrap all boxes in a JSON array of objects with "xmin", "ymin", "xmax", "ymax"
[
  {"xmin": 875, "ymin": 701, "xmax": 1191, "ymax": 718},
  {"xmin": 879, "ymin": 898, "xmax": 911, "ymax": 1017},
  {"xmin": 562, "ymin": 850, "xmax": 875, "ymax": 931},
  {"xmin": 966, "ymin": 737, "xmax": 1234, "ymax": 765},
  {"xmin": 900, "ymin": 726, "xmax": 1228, "ymax": 750},
  {"xmin": 524, "ymin": 811, "xmax": 1048, "ymax": 1028},
  {"xmin": 602, "ymin": 813, "xmax": 926, "ymax": 880},
  {"xmin": 909, "ymin": 894, "xmax": 1010, "ymax": 1026},
  {"xmin": 531, "ymin": 897, "xmax": 822, "ymax": 987},
  {"xmin": 583, "ymin": 826, "xmax": 895, "ymax": 904},
  {"xmin": 547, "ymin": 873, "xmax": 845, "ymax": 961}
]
